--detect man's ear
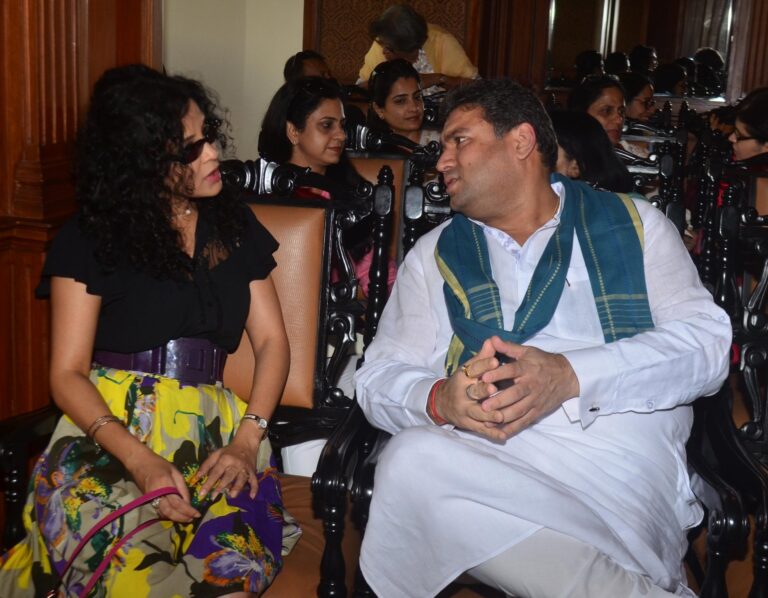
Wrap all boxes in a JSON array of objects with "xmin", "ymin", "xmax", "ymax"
[{"xmin": 507, "ymin": 122, "xmax": 538, "ymax": 161}]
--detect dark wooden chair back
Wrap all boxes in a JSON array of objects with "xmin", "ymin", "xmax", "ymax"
[{"xmin": 349, "ymin": 153, "xmax": 407, "ymax": 260}]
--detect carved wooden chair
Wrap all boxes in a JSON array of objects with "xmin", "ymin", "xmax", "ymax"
[
  {"xmin": 0, "ymin": 175, "xmax": 388, "ymax": 597},
  {"xmin": 689, "ymin": 150, "xmax": 768, "ymax": 596}
]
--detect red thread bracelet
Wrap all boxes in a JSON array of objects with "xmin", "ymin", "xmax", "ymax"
[{"xmin": 427, "ymin": 378, "xmax": 448, "ymax": 425}]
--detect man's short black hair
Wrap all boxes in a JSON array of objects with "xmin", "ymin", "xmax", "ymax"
[
  {"xmin": 283, "ymin": 50, "xmax": 327, "ymax": 82},
  {"xmin": 441, "ymin": 78, "xmax": 558, "ymax": 170}
]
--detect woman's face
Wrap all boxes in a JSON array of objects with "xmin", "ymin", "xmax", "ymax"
[
  {"xmin": 729, "ymin": 118, "xmax": 768, "ymax": 161},
  {"xmin": 587, "ymin": 87, "xmax": 625, "ymax": 145},
  {"xmin": 374, "ymin": 77, "xmax": 424, "ymax": 136},
  {"xmin": 174, "ymin": 100, "xmax": 222, "ymax": 198},
  {"xmin": 287, "ymin": 98, "xmax": 346, "ymax": 174},
  {"xmin": 626, "ymin": 84, "xmax": 655, "ymax": 121}
]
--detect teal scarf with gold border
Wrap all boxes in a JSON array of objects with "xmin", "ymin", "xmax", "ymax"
[{"xmin": 435, "ymin": 174, "xmax": 653, "ymax": 375}]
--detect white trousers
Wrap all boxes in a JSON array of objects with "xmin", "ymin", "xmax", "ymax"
[{"xmin": 466, "ymin": 528, "xmax": 680, "ymax": 598}]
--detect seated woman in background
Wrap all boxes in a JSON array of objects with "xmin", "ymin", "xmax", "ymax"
[
  {"xmin": 0, "ymin": 64, "xmax": 300, "ymax": 597},
  {"xmin": 367, "ymin": 59, "xmax": 439, "ymax": 148},
  {"xmin": 567, "ymin": 75, "xmax": 626, "ymax": 146},
  {"xmin": 654, "ymin": 63, "xmax": 688, "ymax": 96},
  {"xmin": 617, "ymin": 71, "xmax": 656, "ymax": 157},
  {"xmin": 619, "ymin": 72, "xmax": 655, "ymax": 122},
  {"xmin": 605, "ymin": 51, "xmax": 630, "ymax": 76},
  {"xmin": 259, "ymin": 76, "xmax": 358, "ymax": 195},
  {"xmin": 258, "ymin": 76, "xmax": 396, "ymax": 293},
  {"xmin": 730, "ymin": 87, "xmax": 768, "ymax": 161},
  {"xmin": 283, "ymin": 51, "xmax": 367, "ymax": 130},
  {"xmin": 574, "ymin": 49, "xmax": 604, "ymax": 81},
  {"xmin": 550, "ymin": 110, "xmax": 635, "ymax": 193}
]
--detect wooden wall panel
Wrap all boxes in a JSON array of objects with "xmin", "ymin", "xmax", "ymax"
[
  {"xmin": 742, "ymin": 0, "xmax": 768, "ymax": 92},
  {"xmin": 478, "ymin": 0, "xmax": 549, "ymax": 90},
  {"xmin": 0, "ymin": 222, "xmax": 51, "ymax": 420},
  {"xmin": 0, "ymin": 0, "xmax": 160, "ymax": 421}
]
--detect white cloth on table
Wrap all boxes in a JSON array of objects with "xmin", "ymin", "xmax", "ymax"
[{"xmin": 354, "ymin": 183, "xmax": 731, "ymax": 598}]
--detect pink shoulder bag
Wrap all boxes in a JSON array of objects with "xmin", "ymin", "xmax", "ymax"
[{"xmin": 46, "ymin": 486, "xmax": 180, "ymax": 598}]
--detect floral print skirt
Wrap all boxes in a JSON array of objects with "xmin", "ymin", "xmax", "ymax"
[{"xmin": 0, "ymin": 367, "xmax": 301, "ymax": 597}]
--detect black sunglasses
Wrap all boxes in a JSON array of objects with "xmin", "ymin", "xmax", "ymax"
[{"xmin": 179, "ymin": 119, "xmax": 221, "ymax": 164}]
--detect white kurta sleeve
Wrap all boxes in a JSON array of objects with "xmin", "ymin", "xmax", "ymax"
[
  {"xmin": 561, "ymin": 200, "xmax": 732, "ymax": 427},
  {"xmin": 354, "ymin": 232, "xmax": 449, "ymax": 434}
]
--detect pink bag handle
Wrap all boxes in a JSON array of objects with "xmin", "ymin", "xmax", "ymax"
[{"xmin": 49, "ymin": 486, "xmax": 180, "ymax": 598}]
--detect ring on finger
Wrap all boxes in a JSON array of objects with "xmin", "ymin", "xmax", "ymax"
[
  {"xmin": 150, "ymin": 497, "xmax": 162, "ymax": 511},
  {"xmin": 461, "ymin": 363, "xmax": 473, "ymax": 379}
]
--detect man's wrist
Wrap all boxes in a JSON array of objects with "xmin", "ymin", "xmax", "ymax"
[{"xmin": 427, "ymin": 378, "xmax": 448, "ymax": 425}]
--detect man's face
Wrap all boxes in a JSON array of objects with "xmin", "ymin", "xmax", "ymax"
[{"xmin": 437, "ymin": 106, "xmax": 513, "ymax": 220}]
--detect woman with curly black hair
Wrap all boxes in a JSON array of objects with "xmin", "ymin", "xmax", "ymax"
[{"xmin": 0, "ymin": 64, "xmax": 299, "ymax": 597}]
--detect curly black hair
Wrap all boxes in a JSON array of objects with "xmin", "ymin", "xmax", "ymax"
[{"xmin": 76, "ymin": 64, "xmax": 244, "ymax": 279}]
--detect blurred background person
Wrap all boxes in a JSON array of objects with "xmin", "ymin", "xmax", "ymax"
[
  {"xmin": 567, "ymin": 75, "xmax": 626, "ymax": 146},
  {"xmin": 605, "ymin": 51, "xmax": 631, "ymax": 76},
  {"xmin": 619, "ymin": 72, "xmax": 656, "ymax": 122},
  {"xmin": 550, "ymin": 110, "xmax": 634, "ymax": 193},
  {"xmin": 730, "ymin": 87, "xmax": 768, "ymax": 162},
  {"xmin": 574, "ymin": 49, "xmax": 604, "ymax": 81},
  {"xmin": 357, "ymin": 3, "xmax": 477, "ymax": 93},
  {"xmin": 629, "ymin": 44, "xmax": 658, "ymax": 77},
  {"xmin": 284, "ymin": 49, "xmax": 333, "ymax": 81},
  {"xmin": 654, "ymin": 63, "xmax": 688, "ymax": 96},
  {"xmin": 694, "ymin": 47, "xmax": 726, "ymax": 96}
]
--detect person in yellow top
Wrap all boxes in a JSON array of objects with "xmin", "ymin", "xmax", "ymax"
[{"xmin": 357, "ymin": 4, "xmax": 478, "ymax": 93}]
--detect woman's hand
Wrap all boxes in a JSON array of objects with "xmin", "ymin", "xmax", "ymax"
[
  {"xmin": 195, "ymin": 435, "xmax": 260, "ymax": 501},
  {"xmin": 127, "ymin": 449, "xmax": 201, "ymax": 523}
]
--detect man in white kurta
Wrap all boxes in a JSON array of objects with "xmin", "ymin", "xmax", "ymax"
[{"xmin": 354, "ymin": 79, "xmax": 731, "ymax": 598}]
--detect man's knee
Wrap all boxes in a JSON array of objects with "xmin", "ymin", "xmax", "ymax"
[{"xmin": 375, "ymin": 426, "xmax": 447, "ymax": 488}]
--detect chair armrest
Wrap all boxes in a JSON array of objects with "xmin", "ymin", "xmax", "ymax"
[
  {"xmin": 310, "ymin": 401, "xmax": 381, "ymax": 597},
  {"xmin": 0, "ymin": 404, "xmax": 60, "ymax": 549},
  {"xmin": 687, "ymin": 385, "xmax": 768, "ymax": 596}
]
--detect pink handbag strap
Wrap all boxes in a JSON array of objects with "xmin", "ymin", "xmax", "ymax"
[{"xmin": 53, "ymin": 486, "xmax": 180, "ymax": 598}]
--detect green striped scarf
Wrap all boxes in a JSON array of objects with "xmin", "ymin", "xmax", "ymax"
[{"xmin": 435, "ymin": 174, "xmax": 653, "ymax": 375}]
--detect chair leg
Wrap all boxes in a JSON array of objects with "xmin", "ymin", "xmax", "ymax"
[
  {"xmin": 700, "ymin": 507, "xmax": 746, "ymax": 598},
  {"xmin": 317, "ymin": 487, "xmax": 348, "ymax": 598},
  {"xmin": 353, "ymin": 565, "xmax": 375, "ymax": 597},
  {"xmin": 750, "ymin": 514, "xmax": 768, "ymax": 598}
]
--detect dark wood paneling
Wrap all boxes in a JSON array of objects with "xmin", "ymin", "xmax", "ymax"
[{"xmin": 0, "ymin": 0, "xmax": 160, "ymax": 420}]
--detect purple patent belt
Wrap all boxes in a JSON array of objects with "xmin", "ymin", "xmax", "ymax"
[{"xmin": 92, "ymin": 337, "xmax": 228, "ymax": 386}]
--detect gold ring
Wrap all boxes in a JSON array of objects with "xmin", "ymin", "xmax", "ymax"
[{"xmin": 461, "ymin": 363, "xmax": 472, "ymax": 378}]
